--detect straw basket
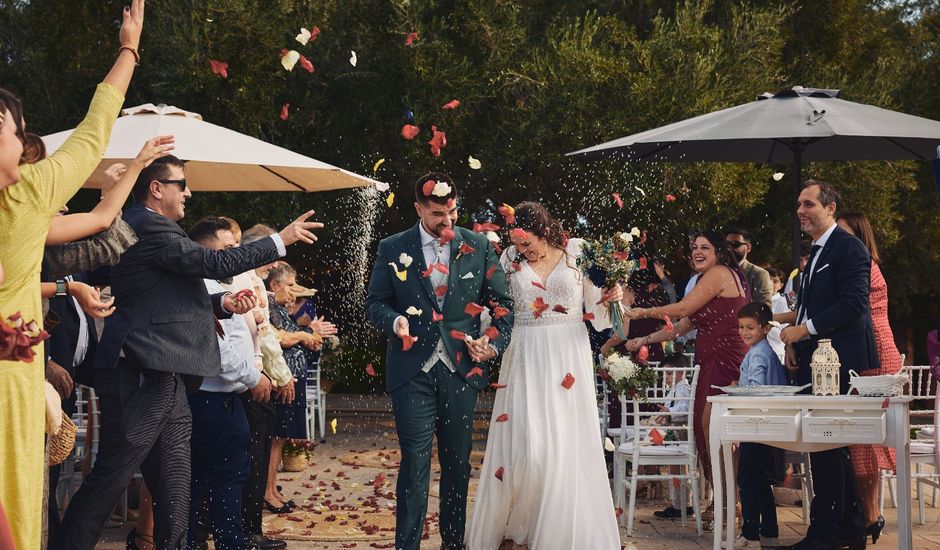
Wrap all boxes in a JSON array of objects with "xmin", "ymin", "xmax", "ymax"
[
  {"xmin": 848, "ymin": 370, "xmax": 909, "ymax": 397},
  {"xmin": 49, "ymin": 415, "xmax": 77, "ymax": 466},
  {"xmin": 281, "ymin": 452, "xmax": 308, "ymax": 472}
]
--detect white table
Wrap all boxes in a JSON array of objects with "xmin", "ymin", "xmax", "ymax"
[{"xmin": 707, "ymin": 395, "xmax": 912, "ymax": 549}]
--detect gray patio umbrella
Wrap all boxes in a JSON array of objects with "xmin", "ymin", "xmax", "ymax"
[{"xmin": 568, "ymin": 86, "xmax": 940, "ymax": 266}]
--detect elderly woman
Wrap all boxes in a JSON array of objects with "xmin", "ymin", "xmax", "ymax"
[
  {"xmin": 0, "ymin": 2, "xmax": 146, "ymax": 547},
  {"xmin": 624, "ymin": 230, "xmax": 749, "ymax": 485}
]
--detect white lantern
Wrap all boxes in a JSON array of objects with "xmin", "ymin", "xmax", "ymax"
[{"xmin": 811, "ymin": 339, "xmax": 841, "ymax": 396}]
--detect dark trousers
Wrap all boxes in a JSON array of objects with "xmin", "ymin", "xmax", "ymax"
[
  {"xmin": 47, "ymin": 394, "xmax": 76, "ymax": 549},
  {"xmin": 240, "ymin": 394, "xmax": 277, "ymax": 535},
  {"xmin": 57, "ymin": 365, "xmax": 192, "ymax": 550},
  {"xmin": 806, "ymin": 448, "xmax": 866, "ymax": 544},
  {"xmin": 390, "ymin": 362, "xmax": 477, "ymax": 550},
  {"xmin": 187, "ymin": 391, "xmax": 250, "ymax": 550},
  {"xmin": 737, "ymin": 443, "xmax": 781, "ymax": 540}
]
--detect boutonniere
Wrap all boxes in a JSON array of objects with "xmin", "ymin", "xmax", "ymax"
[
  {"xmin": 388, "ymin": 262, "xmax": 407, "ymax": 282},
  {"xmin": 455, "ymin": 242, "xmax": 476, "ymax": 261}
]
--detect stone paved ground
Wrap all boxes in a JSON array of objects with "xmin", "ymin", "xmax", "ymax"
[{"xmin": 93, "ymin": 395, "xmax": 940, "ymax": 549}]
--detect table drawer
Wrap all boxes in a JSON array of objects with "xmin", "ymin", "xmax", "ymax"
[
  {"xmin": 802, "ymin": 410, "xmax": 886, "ymax": 444},
  {"xmin": 721, "ymin": 409, "xmax": 800, "ymax": 442}
]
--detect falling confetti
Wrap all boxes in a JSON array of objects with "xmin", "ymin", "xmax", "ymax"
[
  {"xmin": 561, "ymin": 373, "xmax": 575, "ymax": 389},
  {"xmin": 365, "ymin": 364, "xmax": 377, "ymax": 377},
  {"xmin": 385, "ymin": 192, "xmax": 395, "ymax": 207},
  {"xmin": 372, "ymin": 158, "xmax": 385, "ymax": 173},
  {"xmin": 649, "ymin": 427, "xmax": 664, "ymax": 445},
  {"xmin": 401, "ymin": 334, "xmax": 417, "ymax": 351},
  {"xmin": 467, "ymin": 366, "xmax": 484, "ymax": 379},
  {"xmin": 458, "ymin": 242, "xmax": 476, "ymax": 256},
  {"xmin": 495, "ymin": 413, "xmax": 509, "ymax": 422},
  {"xmin": 532, "ymin": 297, "xmax": 549, "ymax": 318},
  {"xmin": 604, "ymin": 437, "xmax": 615, "ymax": 452},
  {"xmin": 279, "ymin": 103, "xmax": 290, "ymax": 121},
  {"xmin": 490, "ymin": 383, "xmax": 507, "ymax": 389},
  {"xmin": 464, "ymin": 303, "xmax": 485, "ymax": 317},
  {"xmin": 664, "ymin": 314, "xmax": 674, "ymax": 333},
  {"xmin": 404, "ymin": 32, "xmax": 419, "ymax": 46},
  {"xmin": 280, "ymin": 49, "xmax": 300, "ymax": 71},
  {"xmin": 349, "ymin": 50, "xmax": 357, "ymax": 66},
  {"xmin": 428, "ymin": 125, "xmax": 447, "ymax": 156},
  {"xmin": 299, "ymin": 54, "xmax": 315, "ymax": 73},
  {"xmin": 398, "ymin": 253, "xmax": 413, "ymax": 268},
  {"xmin": 485, "ymin": 265, "xmax": 497, "ymax": 279},
  {"xmin": 531, "ymin": 281, "xmax": 546, "ymax": 291},
  {"xmin": 405, "ymin": 306, "xmax": 422, "ymax": 316},
  {"xmin": 438, "ymin": 227, "xmax": 456, "ymax": 245},
  {"xmin": 441, "ymin": 99, "xmax": 460, "ymax": 109},
  {"xmin": 208, "ymin": 59, "xmax": 229, "ymax": 78},
  {"xmin": 375, "ymin": 181, "xmax": 390, "ymax": 192},
  {"xmin": 432, "ymin": 311, "xmax": 443, "ymax": 322},
  {"xmin": 484, "ymin": 326, "xmax": 499, "ymax": 340},
  {"xmin": 638, "ymin": 345, "xmax": 650, "ymax": 363},
  {"xmin": 552, "ymin": 304, "xmax": 568, "ymax": 314},
  {"xmin": 387, "ymin": 262, "xmax": 407, "ymax": 282},
  {"xmin": 498, "ymin": 204, "xmax": 516, "ymax": 225},
  {"xmin": 494, "ymin": 466, "xmax": 504, "ymax": 480},
  {"xmin": 492, "ymin": 306, "xmax": 510, "ymax": 319},
  {"xmin": 295, "ymin": 27, "xmax": 312, "ymax": 45},
  {"xmin": 665, "ymin": 194, "xmax": 676, "ymax": 202},
  {"xmin": 401, "ymin": 124, "xmax": 420, "ymax": 140},
  {"xmin": 468, "ymin": 156, "xmax": 482, "ymax": 169},
  {"xmin": 434, "ymin": 285, "xmax": 447, "ymax": 298},
  {"xmin": 583, "ymin": 312, "xmax": 595, "ymax": 321},
  {"xmin": 772, "ymin": 172, "xmax": 785, "ymax": 181}
]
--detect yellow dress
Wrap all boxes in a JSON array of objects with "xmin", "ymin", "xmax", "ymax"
[{"xmin": 0, "ymin": 83, "xmax": 123, "ymax": 549}]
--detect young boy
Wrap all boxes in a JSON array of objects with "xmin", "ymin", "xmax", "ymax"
[
  {"xmin": 735, "ymin": 302, "xmax": 788, "ymax": 547},
  {"xmin": 766, "ymin": 267, "xmax": 790, "ymax": 315},
  {"xmin": 653, "ymin": 353, "xmax": 693, "ymax": 519}
]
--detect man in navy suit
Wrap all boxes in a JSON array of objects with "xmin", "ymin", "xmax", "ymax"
[
  {"xmin": 59, "ymin": 156, "xmax": 324, "ymax": 550},
  {"xmin": 779, "ymin": 179, "xmax": 878, "ymax": 550}
]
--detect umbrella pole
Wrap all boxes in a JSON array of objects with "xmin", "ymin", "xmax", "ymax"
[{"xmin": 791, "ymin": 145, "xmax": 803, "ymax": 269}]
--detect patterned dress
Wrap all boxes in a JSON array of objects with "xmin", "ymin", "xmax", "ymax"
[
  {"xmin": 269, "ymin": 299, "xmax": 310, "ymax": 439},
  {"xmin": 849, "ymin": 261, "xmax": 899, "ymax": 475}
]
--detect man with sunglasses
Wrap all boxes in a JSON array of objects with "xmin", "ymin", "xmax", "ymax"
[
  {"xmin": 59, "ymin": 155, "xmax": 324, "ymax": 549},
  {"xmin": 725, "ymin": 228, "xmax": 773, "ymax": 308}
]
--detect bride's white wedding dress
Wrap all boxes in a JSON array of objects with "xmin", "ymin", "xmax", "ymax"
[{"xmin": 466, "ymin": 238, "xmax": 621, "ymax": 549}]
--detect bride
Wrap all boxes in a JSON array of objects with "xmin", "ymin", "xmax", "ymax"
[{"xmin": 466, "ymin": 202, "xmax": 622, "ymax": 549}]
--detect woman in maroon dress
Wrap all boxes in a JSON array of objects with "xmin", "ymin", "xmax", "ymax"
[
  {"xmin": 837, "ymin": 212, "xmax": 901, "ymax": 543},
  {"xmin": 624, "ymin": 230, "xmax": 749, "ymax": 484}
]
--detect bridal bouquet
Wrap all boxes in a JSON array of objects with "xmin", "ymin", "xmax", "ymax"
[
  {"xmin": 577, "ymin": 230, "xmax": 642, "ymax": 338},
  {"xmin": 600, "ymin": 352, "xmax": 657, "ymax": 399}
]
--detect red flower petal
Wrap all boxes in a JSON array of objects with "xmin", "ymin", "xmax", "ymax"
[
  {"xmin": 494, "ymin": 466, "xmax": 504, "ymax": 480},
  {"xmin": 647, "ymin": 283, "xmax": 660, "ymax": 293},
  {"xmin": 476, "ymin": 222, "xmax": 501, "ymax": 232},
  {"xmin": 441, "ymin": 99, "xmax": 460, "ymax": 109},
  {"xmin": 432, "ymin": 311, "xmax": 444, "ymax": 322},
  {"xmin": 464, "ymin": 302, "xmax": 484, "ymax": 317},
  {"xmin": 450, "ymin": 329, "xmax": 468, "ymax": 341},
  {"xmin": 432, "ymin": 263, "xmax": 449, "ymax": 275},
  {"xmin": 485, "ymin": 265, "xmax": 497, "ymax": 279},
  {"xmin": 510, "ymin": 228, "xmax": 528, "ymax": 241},
  {"xmin": 299, "ymin": 54, "xmax": 315, "ymax": 73},
  {"xmin": 493, "ymin": 306, "xmax": 510, "ymax": 319},
  {"xmin": 401, "ymin": 334, "xmax": 418, "ymax": 351},
  {"xmin": 467, "ymin": 366, "xmax": 484, "ymax": 379},
  {"xmin": 373, "ymin": 472, "xmax": 385, "ymax": 489},
  {"xmin": 484, "ymin": 326, "xmax": 499, "ymax": 340},
  {"xmin": 612, "ymin": 251, "xmax": 629, "ymax": 261},
  {"xmin": 638, "ymin": 345, "xmax": 650, "ymax": 363},
  {"xmin": 665, "ymin": 194, "xmax": 676, "ymax": 202},
  {"xmin": 490, "ymin": 383, "xmax": 507, "ymax": 389},
  {"xmin": 639, "ymin": 229, "xmax": 648, "ymax": 245},
  {"xmin": 649, "ymin": 427, "xmax": 664, "ymax": 446},
  {"xmin": 459, "ymin": 242, "xmax": 476, "ymax": 256},
  {"xmin": 615, "ymin": 506, "xmax": 623, "ymax": 519},
  {"xmin": 428, "ymin": 125, "xmax": 447, "ymax": 156},
  {"xmin": 664, "ymin": 314, "xmax": 674, "ymax": 333},
  {"xmin": 638, "ymin": 257, "xmax": 648, "ymax": 270},
  {"xmin": 495, "ymin": 413, "xmax": 509, "ymax": 422},
  {"xmin": 552, "ymin": 304, "xmax": 568, "ymax": 314},
  {"xmin": 582, "ymin": 312, "xmax": 595, "ymax": 321},
  {"xmin": 310, "ymin": 25, "xmax": 321, "ymax": 41},
  {"xmin": 531, "ymin": 281, "xmax": 546, "ymax": 290},
  {"xmin": 438, "ymin": 227, "xmax": 456, "ymax": 244},
  {"xmin": 365, "ymin": 364, "xmax": 377, "ymax": 377},
  {"xmin": 532, "ymin": 297, "xmax": 549, "ymax": 318},
  {"xmin": 404, "ymin": 32, "xmax": 419, "ymax": 46},
  {"xmin": 561, "ymin": 372, "xmax": 575, "ymax": 389},
  {"xmin": 882, "ymin": 397, "xmax": 890, "ymax": 409},
  {"xmin": 435, "ymin": 285, "xmax": 448, "ymax": 298},
  {"xmin": 209, "ymin": 59, "xmax": 229, "ymax": 78},
  {"xmin": 401, "ymin": 124, "xmax": 421, "ymax": 140},
  {"xmin": 422, "ymin": 179, "xmax": 436, "ymax": 196},
  {"xmin": 497, "ymin": 205, "xmax": 516, "ymax": 225},
  {"xmin": 612, "ymin": 192, "xmax": 624, "ymax": 209},
  {"xmin": 280, "ymin": 103, "xmax": 290, "ymax": 121}
]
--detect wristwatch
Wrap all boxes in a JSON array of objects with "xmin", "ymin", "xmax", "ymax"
[{"xmin": 54, "ymin": 279, "xmax": 69, "ymax": 297}]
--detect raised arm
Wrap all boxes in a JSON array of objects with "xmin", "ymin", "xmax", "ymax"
[{"xmin": 45, "ymin": 136, "xmax": 174, "ymax": 245}]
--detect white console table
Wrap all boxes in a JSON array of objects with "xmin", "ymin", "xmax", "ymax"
[{"xmin": 707, "ymin": 395, "xmax": 912, "ymax": 549}]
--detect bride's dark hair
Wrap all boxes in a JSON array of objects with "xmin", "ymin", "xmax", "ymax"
[{"xmin": 513, "ymin": 202, "xmax": 568, "ymax": 251}]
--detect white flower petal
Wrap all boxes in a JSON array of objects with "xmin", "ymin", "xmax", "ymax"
[
  {"xmin": 604, "ymin": 437, "xmax": 615, "ymax": 452},
  {"xmin": 468, "ymin": 156, "xmax": 482, "ymax": 170},
  {"xmin": 431, "ymin": 181, "xmax": 452, "ymax": 197},
  {"xmin": 485, "ymin": 231, "xmax": 499, "ymax": 243},
  {"xmin": 772, "ymin": 172, "xmax": 785, "ymax": 181},
  {"xmin": 405, "ymin": 306, "xmax": 423, "ymax": 316},
  {"xmin": 281, "ymin": 50, "xmax": 300, "ymax": 71},
  {"xmin": 349, "ymin": 50, "xmax": 358, "ymax": 67},
  {"xmin": 375, "ymin": 181, "xmax": 390, "ymax": 192},
  {"xmin": 295, "ymin": 28, "xmax": 311, "ymax": 45},
  {"xmin": 398, "ymin": 253, "xmax": 413, "ymax": 268},
  {"xmin": 630, "ymin": 227, "xmax": 641, "ymax": 237}
]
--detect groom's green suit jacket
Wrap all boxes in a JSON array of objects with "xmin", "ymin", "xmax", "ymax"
[{"xmin": 366, "ymin": 223, "xmax": 514, "ymax": 392}]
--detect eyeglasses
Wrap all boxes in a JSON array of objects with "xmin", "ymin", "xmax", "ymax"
[
  {"xmin": 726, "ymin": 240, "xmax": 748, "ymax": 248},
  {"xmin": 157, "ymin": 178, "xmax": 187, "ymax": 191}
]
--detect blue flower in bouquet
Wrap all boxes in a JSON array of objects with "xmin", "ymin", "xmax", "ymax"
[{"xmin": 585, "ymin": 265, "xmax": 607, "ymax": 289}]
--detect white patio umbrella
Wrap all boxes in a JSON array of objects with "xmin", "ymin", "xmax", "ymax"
[
  {"xmin": 42, "ymin": 103, "xmax": 385, "ymax": 192},
  {"xmin": 568, "ymin": 86, "xmax": 940, "ymax": 265}
]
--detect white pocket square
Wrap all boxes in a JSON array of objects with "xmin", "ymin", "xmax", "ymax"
[
  {"xmin": 461, "ymin": 272, "xmax": 474, "ymax": 280},
  {"xmin": 815, "ymin": 263, "xmax": 830, "ymax": 274}
]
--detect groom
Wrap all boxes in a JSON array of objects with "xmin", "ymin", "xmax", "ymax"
[{"xmin": 366, "ymin": 173, "xmax": 514, "ymax": 550}]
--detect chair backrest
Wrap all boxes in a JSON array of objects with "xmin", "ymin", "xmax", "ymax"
[
  {"xmin": 906, "ymin": 365, "xmax": 936, "ymax": 417},
  {"xmin": 619, "ymin": 365, "xmax": 701, "ymax": 459}
]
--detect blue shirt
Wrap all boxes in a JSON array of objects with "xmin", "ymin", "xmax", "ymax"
[
  {"xmin": 739, "ymin": 339, "xmax": 788, "ymax": 387},
  {"xmin": 199, "ymin": 279, "xmax": 261, "ymax": 393}
]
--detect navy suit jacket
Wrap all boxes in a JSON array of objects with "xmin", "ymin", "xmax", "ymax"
[
  {"xmin": 45, "ymin": 272, "xmax": 98, "ymax": 387},
  {"xmin": 794, "ymin": 225, "xmax": 879, "ymax": 392},
  {"xmin": 93, "ymin": 204, "xmax": 281, "ymax": 378}
]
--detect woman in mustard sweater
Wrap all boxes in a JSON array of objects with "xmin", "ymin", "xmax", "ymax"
[{"xmin": 0, "ymin": 2, "xmax": 146, "ymax": 547}]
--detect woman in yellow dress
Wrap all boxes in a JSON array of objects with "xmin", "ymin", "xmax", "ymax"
[{"xmin": 0, "ymin": 2, "xmax": 146, "ymax": 547}]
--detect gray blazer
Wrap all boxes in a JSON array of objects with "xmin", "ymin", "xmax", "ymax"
[{"xmin": 93, "ymin": 204, "xmax": 281, "ymax": 377}]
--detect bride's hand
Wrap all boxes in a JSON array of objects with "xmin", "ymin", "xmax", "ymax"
[
  {"xmin": 468, "ymin": 336, "xmax": 495, "ymax": 362},
  {"xmin": 624, "ymin": 338, "xmax": 643, "ymax": 352},
  {"xmin": 601, "ymin": 284, "xmax": 624, "ymax": 304}
]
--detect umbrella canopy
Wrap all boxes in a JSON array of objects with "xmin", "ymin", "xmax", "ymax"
[
  {"xmin": 567, "ymin": 86, "xmax": 940, "ymax": 265},
  {"xmin": 42, "ymin": 103, "xmax": 385, "ymax": 192}
]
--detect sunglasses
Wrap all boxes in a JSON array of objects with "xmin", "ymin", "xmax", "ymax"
[
  {"xmin": 726, "ymin": 240, "xmax": 748, "ymax": 248},
  {"xmin": 157, "ymin": 178, "xmax": 187, "ymax": 191}
]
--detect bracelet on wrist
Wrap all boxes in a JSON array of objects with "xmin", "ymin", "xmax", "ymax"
[{"xmin": 119, "ymin": 45, "xmax": 140, "ymax": 64}]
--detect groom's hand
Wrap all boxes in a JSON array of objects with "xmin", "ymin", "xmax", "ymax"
[
  {"xmin": 468, "ymin": 336, "xmax": 496, "ymax": 362},
  {"xmin": 394, "ymin": 316, "xmax": 410, "ymax": 339}
]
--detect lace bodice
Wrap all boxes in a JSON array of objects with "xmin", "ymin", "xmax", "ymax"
[{"xmin": 501, "ymin": 238, "xmax": 609, "ymax": 329}]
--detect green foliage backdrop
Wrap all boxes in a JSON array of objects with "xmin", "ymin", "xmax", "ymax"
[{"xmin": 2, "ymin": 0, "xmax": 938, "ymax": 371}]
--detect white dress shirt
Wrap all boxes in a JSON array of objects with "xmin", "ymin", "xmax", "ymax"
[
  {"xmin": 800, "ymin": 222, "xmax": 837, "ymax": 336},
  {"xmin": 200, "ymin": 279, "xmax": 261, "ymax": 393}
]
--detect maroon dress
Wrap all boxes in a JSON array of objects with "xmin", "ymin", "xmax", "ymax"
[{"xmin": 691, "ymin": 267, "xmax": 748, "ymax": 481}]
